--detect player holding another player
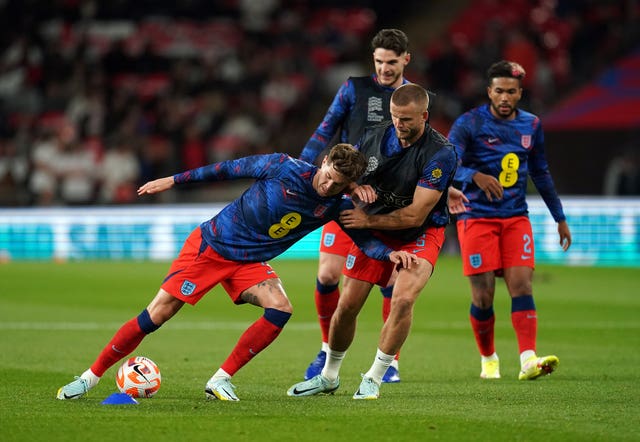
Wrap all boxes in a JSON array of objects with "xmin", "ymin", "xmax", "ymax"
[
  {"xmin": 447, "ymin": 60, "xmax": 572, "ymax": 380},
  {"xmin": 56, "ymin": 144, "xmax": 418, "ymax": 401},
  {"xmin": 288, "ymin": 83, "xmax": 460, "ymax": 400},
  {"xmin": 299, "ymin": 28, "xmax": 414, "ymax": 383}
]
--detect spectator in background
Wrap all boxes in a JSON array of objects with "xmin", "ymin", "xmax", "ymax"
[
  {"xmin": 99, "ymin": 136, "xmax": 141, "ymax": 204},
  {"xmin": 0, "ymin": 139, "xmax": 29, "ymax": 205},
  {"xmin": 28, "ymin": 128, "xmax": 61, "ymax": 205},
  {"xmin": 55, "ymin": 122, "xmax": 98, "ymax": 205},
  {"xmin": 208, "ymin": 96, "xmax": 266, "ymax": 162},
  {"xmin": 1, "ymin": 1, "xmax": 638, "ymax": 206},
  {"xmin": 180, "ymin": 121, "xmax": 207, "ymax": 171},
  {"xmin": 603, "ymin": 145, "xmax": 640, "ymax": 196}
]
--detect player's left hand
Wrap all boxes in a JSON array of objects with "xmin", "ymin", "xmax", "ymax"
[
  {"xmin": 389, "ymin": 251, "xmax": 419, "ymax": 269},
  {"xmin": 558, "ymin": 220, "xmax": 572, "ymax": 251},
  {"xmin": 350, "ymin": 184, "xmax": 377, "ymax": 205},
  {"xmin": 339, "ymin": 207, "xmax": 369, "ymax": 228}
]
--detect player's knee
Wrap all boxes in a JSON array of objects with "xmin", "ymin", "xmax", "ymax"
[
  {"xmin": 390, "ymin": 296, "xmax": 414, "ymax": 316},
  {"xmin": 316, "ymin": 268, "xmax": 341, "ymax": 286},
  {"xmin": 508, "ymin": 282, "xmax": 532, "ymax": 296},
  {"xmin": 317, "ymin": 257, "xmax": 344, "ymax": 284},
  {"xmin": 267, "ymin": 295, "xmax": 293, "ymax": 314},
  {"xmin": 334, "ymin": 299, "xmax": 360, "ymax": 320}
]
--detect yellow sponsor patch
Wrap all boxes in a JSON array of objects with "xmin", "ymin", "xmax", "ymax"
[
  {"xmin": 499, "ymin": 153, "xmax": 520, "ymax": 187},
  {"xmin": 268, "ymin": 212, "xmax": 302, "ymax": 238}
]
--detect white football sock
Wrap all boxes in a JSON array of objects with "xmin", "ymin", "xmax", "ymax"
[
  {"xmin": 481, "ymin": 352, "xmax": 499, "ymax": 363},
  {"xmin": 520, "ymin": 350, "xmax": 536, "ymax": 366},
  {"xmin": 321, "ymin": 349, "xmax": 346, "ymax": 381},
  {"xmin": 211, "ymin": 368, "xmax": 232, "ymax": 381},
  {"xmin": 364, "ymin": 348, "xmax": 394, "ymax": 384},
  {"xmin": 81, "ymin": 368, "xmax": 100, "ymax": 388}
]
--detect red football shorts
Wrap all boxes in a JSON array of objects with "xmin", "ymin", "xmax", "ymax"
[
  {"xmin": 456, "ymin": 216, "xmax": 535, "ymax": 276},
  {"xmin": 161, "ymin": 227, "xmax": 279, "ymax": 305},
  {"xmin": 342, "ymin": 227, "xmax": 445, "ymax": 286},
  {"xmin": 318, "ymin": 220, "xmax": 353, "ymax": 257}
]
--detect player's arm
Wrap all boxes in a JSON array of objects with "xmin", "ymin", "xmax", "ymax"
[
  {"xmin": 340, "ymin": 148, "xmax": 456, "ymax": 229},
  {"xmin": 348, "ymin": 230, "xmax": 419, "ymax": 268},
  {"xmin": 341, "ymin": 185, "xmax": 441, "ymax": 229},
  {"xmin": 348, "ymin": 185, "xmax": 467, "ymax": 224},
  {"xmin": 137, "ymin": 154, "xmax": 283, "ymax": 195},
  {"xmin": 528, "ymin": 125, "xmax": 572, "ymax": 250},
  {"xmin": 448, "ymin": 114, "xmax": 478, "ymax": 184},
  {"xmin": 337, "ymin": 213, "xmax": 418, "ymax": 268},
  {"xmin": 299, "ymin": 80, "xmax": 355, "ymax": 163},
  {"xmin": 450, "ymin": 118, "xmax": 503, "ymax": 201}
]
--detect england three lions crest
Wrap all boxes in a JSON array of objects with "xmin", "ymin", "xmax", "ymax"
[
  {"xmin": 521, "ymin": 135, "xmax": 532, "ymax": 150},
  {"xmin": 365, "ymin": 156, "xmax": 379, "ymax": 174}
]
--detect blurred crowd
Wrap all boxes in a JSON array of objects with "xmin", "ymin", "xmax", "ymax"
[
  {"xmin": 411, "ymin": 0, "xmax": 640, "ymax": 135},
  {"xmin": 0, "ymin": 0, "xmax": 638, "ymax": 206}
]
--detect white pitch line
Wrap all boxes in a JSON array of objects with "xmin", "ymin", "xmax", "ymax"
[{"xmin": 0, "ymin": 321, "xmax": 637, "ymax": 331}]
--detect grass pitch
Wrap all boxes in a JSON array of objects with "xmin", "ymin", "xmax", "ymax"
[{"xmin": 0, "ymin": 257, "xmax": 638, "ymax": 441}]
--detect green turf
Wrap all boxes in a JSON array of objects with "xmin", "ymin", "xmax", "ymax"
[{"xmin": 0, "ymin": 257, "xmax": 638, "ymax": 441}]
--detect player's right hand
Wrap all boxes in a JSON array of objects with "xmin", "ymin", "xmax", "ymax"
[
  {"xmin": 473, "ymin": 172, "xmax": 503, "ymax": 201},
  {"xmin": 388, "ymin": 251, "xmax": 419, "ymax": 269},
  {"xmin": 137, "ymin": 177, "xmax": 174, "ymax": 196}
]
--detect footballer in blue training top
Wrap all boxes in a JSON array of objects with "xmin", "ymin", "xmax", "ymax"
[
  {"xmin": 448, "ymin": 102, "xmax": 565, "ymax": 223},
  {"xmin": 298, "ymin": 74, "xmax": 410, "ymax": 164},
  {"xmin": 173, "ymin": 152, "xmax": 394, "ymax": 263},
  {"xmin": 447, "ymin": 60, "xmax": 571, "ymax": 383},
  {"xmin": 297, "ymin": 29, "xmax": 421, "ymax": 384}
]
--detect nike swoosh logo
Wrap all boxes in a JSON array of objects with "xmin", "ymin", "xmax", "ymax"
[
  {"xmin": 488, "ymin": 137, "xmax": 499, "ymax": 144},
  {"xmin": 63, "ymin": 392, "xmax": 83, "ymax": 399},
  {"xmin": 249, "ymin": 348, "xmax": 257, "ymax": 355},
  {"xmin": 412, "ymin": 249, "xmax": 424, "ymax": 254},
  {"xmin": 292, "ymin": 386, "xmax": 319, "ymax": 395},
  {"xmin": 285, "ymin": 189, "xmax": 298, "ymax": 196},
  {"xmin": 520, "ymin": 255, "xmax": 531, "ymax": 260},
  {"xmin": 112, "ymin": 345, "xmax": 125, "ymax": 354},
  {"xmin": 133, "ymin": 364, "xmax": 151, "ymax": 382}
]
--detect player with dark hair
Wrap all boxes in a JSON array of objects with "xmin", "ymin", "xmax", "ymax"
[
  {"xmin": 299, "ymin": 28, "xmax": 414, "ymax": 383},
  {"xmin": 288, "ymin": 83, "xmax": 460, "ymax": 399},
  {"xmin": 447, "ymin": 60, "xmax": 572, "ymax": 380},
  {"xmin": 56, "ymin": 144, "xmax": 419, "ymax": 401}
]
